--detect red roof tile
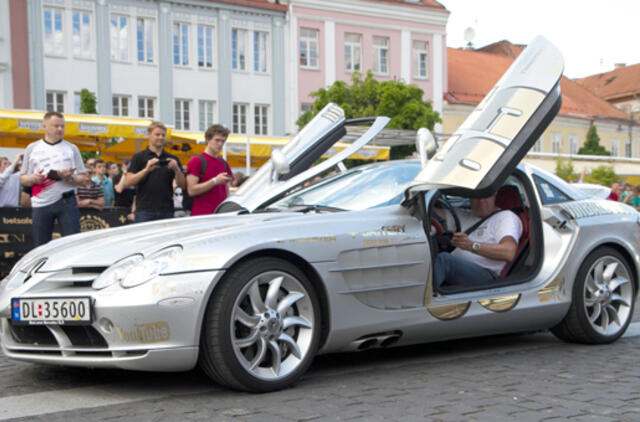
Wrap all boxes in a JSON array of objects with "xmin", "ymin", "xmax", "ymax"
[
  {"xmin": 477, "ymin": 40, "xmax": 525, "ymax": 59},
  {"xmin": 446, "ymin": 47, "xmax": 628, "ymax": 120},
  {"xmin": 575, "ymin": 63, "xmax": 640, "ymax": 101}
]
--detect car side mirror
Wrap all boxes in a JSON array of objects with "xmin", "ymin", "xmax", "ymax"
[
  {"xmin": 271, "ymin": 149, "xmax": 290, "ymax": 175},
  {"xmin": 416, "ymin": 128, "xmax": 437, "ymax": 167}
]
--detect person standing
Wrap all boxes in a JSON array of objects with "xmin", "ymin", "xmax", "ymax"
[
  {"xmin": 0, "ymin": 154, "xmax": 29, "ymax": 207},
  {"xmin": 186, "ymin": 124, "xmax": 233, "ymax": 216},
  {"xmin": 126, "ymin": 121, "xmax": 185, "ymax": 222},
  {"xmin": 20, "ymin": 111, "xmax": 87, "ymax": 246},
  {"xmin": 112, "ymin": 159, "xmax": 135, "ymax": 221},
  {"xmin": 92, "ymin": 159, "xmax": 114, "ymax": 208}
]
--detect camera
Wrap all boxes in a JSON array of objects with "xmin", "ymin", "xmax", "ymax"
[
  {"xmin": 47, "ymin": 169, "xmax": 62, "ymax": 181},
  {"xmin": 157, "ymin": 159, "xmax": 169, "ymax": 166}
]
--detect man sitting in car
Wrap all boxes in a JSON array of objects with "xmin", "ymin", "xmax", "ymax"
[{"xmin": 433, "ymin": 193, "xmax": 522, "ymax": 289}]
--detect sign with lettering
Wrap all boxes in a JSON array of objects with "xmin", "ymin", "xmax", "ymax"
[{"xmin": 0, "ymin": 207, "xmax": 131, "ymax": 274}]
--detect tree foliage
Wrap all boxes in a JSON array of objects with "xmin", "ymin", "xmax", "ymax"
[
  {"xmin": 583, "ymin": 165, "xmax": 619, "ymax": 187},
  {"xmin": 296, "ymin": 71, "xmax": 441, "ymax": 159},
  {"xmin": 578, "ymin": 125, "xmax": 610, "ymax": 156},
  {"xmin": 79, "ymin": 89, "xmax": 97, "ymax": 114},
  {"xmin": 554, "ymin": 158, "xmax": 576, "ymax": 182}
]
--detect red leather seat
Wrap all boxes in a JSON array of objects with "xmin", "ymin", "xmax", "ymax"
[{"xmin": 495, "ymin": 185, "xmax": 530, "ymax": 278}]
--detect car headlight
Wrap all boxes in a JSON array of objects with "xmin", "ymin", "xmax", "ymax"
[
  {"xmin": 120, "ymin": 246, "xmax": 183, "ymax": 288},
  {"xmin": 92, "ymin": 254, "xmax": 143, "ymax": 290},
  {"xmin": 1, "ymin": 257, "xmax": 47, "ymax": 293}
]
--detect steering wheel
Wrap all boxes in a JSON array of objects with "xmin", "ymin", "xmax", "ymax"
[
  {"xmin": 434, "ymin": 196, "xmax": 461, "ymax": 233},
  {"xmin": 431, "ymin": 195, "xmax": 462, "ymax": 253}
]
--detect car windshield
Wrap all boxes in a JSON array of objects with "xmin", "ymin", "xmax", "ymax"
[{"xmin": 269, "ymin": 162, "xmax": 421, "ymax": 211}]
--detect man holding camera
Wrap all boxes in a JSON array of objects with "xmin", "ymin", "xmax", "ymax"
[
  {"xmin": 127, "ymin": 121, "xmax": 185, "ymax": 222},
  {"xmin": 20, "ymin": 111, "xmax": 87, "ymax": 246}
]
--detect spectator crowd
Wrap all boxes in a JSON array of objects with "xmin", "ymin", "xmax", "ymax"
[
  {"xmin": 607, "ymin": 181, "xmax": 640, "ymax": 210},
  {"xmin": 1, "ymin": 112, "xmax": 247, "ymax": 245}
]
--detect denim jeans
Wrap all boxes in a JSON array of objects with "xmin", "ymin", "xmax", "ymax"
[
  {"xmin": 31, "ymin": 195, "xmax": 81, "ymax": 246},
  {"xmin": 134, "ymin": 210, "xmax": 174, "ymax": 223},
  {"xmin": 433, "ymin": 252, "xmax": 497, "ymax": 289}
]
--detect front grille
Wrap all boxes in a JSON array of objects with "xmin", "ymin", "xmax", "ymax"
[
  {"xmin": 8, "ymin": 321, "xmax": 107, "ymax": 348},
  {"xmin": 9, "ymin": 322, "xmax": 57, "ymax": 345},
  {"xmin": 60, "ymin": 325, "xmax": 108, "ymax": 347}
]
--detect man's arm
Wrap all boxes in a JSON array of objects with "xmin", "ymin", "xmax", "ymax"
[
  {"xmin": 126, "ymin": 158, "xmax": 159, "ymax": 187},
  {"xmin": 168, "ymin": 158, "xmax": 185, "ymax": 190},
  {"xmin": 451, "ymin": 233, "xmax": 518, "ymax": 262},
  {"xmin": 114, "ymin": 173, "xmax": 127, "ymax": 193}
]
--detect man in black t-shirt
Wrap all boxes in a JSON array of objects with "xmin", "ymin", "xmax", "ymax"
[{"xmin": 126, "ymin": 121, "xmax": 185, "ymax": 222}]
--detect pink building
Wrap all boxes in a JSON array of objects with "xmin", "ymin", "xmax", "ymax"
[{"xmin": 287, "ymin": 0, "xmax": 449, "ymax": 131}]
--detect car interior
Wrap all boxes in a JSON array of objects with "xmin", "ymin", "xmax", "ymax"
[{"xmin": 423, "ymin": 170, "xmax": 543, "ymax": 295}]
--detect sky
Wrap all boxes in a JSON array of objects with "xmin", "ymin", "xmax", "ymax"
[{"xmin": 441, "ymin": 0, "xmax": 640, "ymax": 79}]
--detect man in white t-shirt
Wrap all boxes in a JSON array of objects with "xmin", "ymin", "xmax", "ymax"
[
  {"xmin": 20, "ymin": 111, "xmax": 87, "ymax": 246},
  {"xmin": 433, "ymin": 193, "xmax": 522, "ymax": 290}
]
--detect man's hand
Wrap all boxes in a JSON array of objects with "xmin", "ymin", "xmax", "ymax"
[
  {"xmin": 215, "ymin": 172, "xmax": 232, "ymax": 185},
  {"xmin": 145, "ymin": 158, "xmax": 159, "ymax": 172},
  {"xmin": 451, "ymin": 232, "xmax": 473, "ymax": 251},
  {"xmin": 31, "ymin": 170, "xmax": 45, "ymax": 184},
  {"xmin": 167, "ymin": 158, "xmax": 180, "ymax": 171},
  {"xmin": 58, "ymin": 168, "xmax": 75, "ymax": 181}
]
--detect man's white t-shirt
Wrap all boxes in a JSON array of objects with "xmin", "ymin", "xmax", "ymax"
[
  {"xmin": 21, "ymin": 139, "xmax": 86, "ymax": 208},
  {"xmin": 451, "ymin": 209, "xmax": 523, "ymax": 276}
]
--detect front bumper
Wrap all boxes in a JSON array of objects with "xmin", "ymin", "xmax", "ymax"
[{"xmin": 0, "ymin": 270, "xmax": 222, "ymax": 371}]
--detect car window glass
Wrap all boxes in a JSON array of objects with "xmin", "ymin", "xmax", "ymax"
[
  {"xmin": 273, "ymin": 162, "xmax": 421, "ymax": 211},
  {"xmin": 534, "ymin": 175, "xmax": 571, "ymax": 204}
]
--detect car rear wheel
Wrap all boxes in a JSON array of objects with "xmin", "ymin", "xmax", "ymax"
[
  {"xmin": 199, "ymin": 257, "xmax": 320, "ymax": 392},
  {"xmin": 552, "ymin": 247, "xmax": 636, "ymax": 344}
]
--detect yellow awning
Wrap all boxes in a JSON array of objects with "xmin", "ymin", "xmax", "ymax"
[
  {"xmin": 0, "ymin": 110, "xmax": 389, "ymax": 166},
  {"xmin": 0, "ymin": 109, "xmax": 169, "ymax": 140}
]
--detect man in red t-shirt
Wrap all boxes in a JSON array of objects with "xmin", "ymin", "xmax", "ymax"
[{"xmin": 186, "ymin": 124, "xmax": 233, "ymax": 215}]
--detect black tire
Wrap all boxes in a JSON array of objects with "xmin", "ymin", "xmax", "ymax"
[
  {"xmin": 551, "ymin": 247, "xmax": 636, "ymax": 344},
  {"xmin": 199, "ymin": 257, "xmax": 321, "ymax": 392}
]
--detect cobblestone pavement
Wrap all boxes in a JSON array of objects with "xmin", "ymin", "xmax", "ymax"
[{"xmin": 1, "ymin": 322, "xmax": 640, "ymax": 422}]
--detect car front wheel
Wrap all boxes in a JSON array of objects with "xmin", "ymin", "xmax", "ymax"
[
  {"xmin": 552, "ymin": 247, "xmax": 636, "ymax": 344},
  {"xmin": 199, "ymin": 257, "xmax": 321, "ymax": 392}
]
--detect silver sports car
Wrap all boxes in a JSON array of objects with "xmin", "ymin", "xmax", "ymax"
[{"xmin": 1, "ymin": 37, "xmax": 638, "ymax": 393}]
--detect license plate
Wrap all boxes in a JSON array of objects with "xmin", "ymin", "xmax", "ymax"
[{"xmin": 11, "ymin": 297, "xmax": 92, "ymax": 325}]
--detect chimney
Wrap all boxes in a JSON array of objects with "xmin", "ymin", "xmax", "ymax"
[{"xmin": 614, "ymin": 63, "xmax": 626, "ymax": 69}]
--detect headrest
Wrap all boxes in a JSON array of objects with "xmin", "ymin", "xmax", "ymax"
[{"xmin": 496, "ymin": 185, "xmax": 523, "ymax": 210}]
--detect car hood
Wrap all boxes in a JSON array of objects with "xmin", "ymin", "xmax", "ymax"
[{"xmin": 28, "ymin": 213, "xmax": 301, "ymax": 272}]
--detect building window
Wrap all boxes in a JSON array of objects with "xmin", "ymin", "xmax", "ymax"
[
  {"xmin": 74, "ymin": 92, "xmax": 81, "ymax": 114},
  {"xmin": 569, "ymin": 134, "xmax": 579, "ymax": 155},
  {"xmin": 299, "ymin": 28, "xmax": 318, "ymax": 69},
  {"xmin": 136, "ymin": 18, "xmax": 154, "ymax": 63},
  {"xmin": 71, "ymin": 11, "xmax": 92, "ymax": 59},
  {"xmin": 625, "ymin": 138, "xmax": 632, "ymax": 157},
  {"xmin": 173, "ymin": 22, "xmax": 189, "ymax": 66},
  {"xmin": 344, "ymin": 33, "xmax": 361, "ymax": 72},
  {"xmin": 254, "ymin": 31, "xmax": 268, "ymax": 73},
  {"xmin": 413, "ymin": 40, "xmax": 428, "ymax": 78},
  {"xmin": 175, "ymin": 100, "xmax": 190, "ymax": 130},
  {"xmin": 611, "ymin": 138, "xmax": 620, "ymax": 157},
  {"xmin": 138, "ymin": 97, "xmax": 155, "ymax": 118},
  {"xmin": 551, "ymin": 132, "xmax": 562, "ymax": 154},
  {"xmin": 112, "ymin": 95, "xmax": 130, "ymax": 116},
  {"xmin": 199, "ymin": 101, "xmax": 215, "ymax": 131},
  {"xmin": 372, "ymin": 36, "xmax": 388, "ymax": 75},
  {"xmin": 233, "ymin": 103, "xmax": 247, "ymax": 134},
  {"xmin": 532, "ymin": 136, "xmax": 543, "ymax": 152},
  {"xmin": 44, "ymin": 8, "xmax": 65, "ymax": 56},
  {"xmin": 232, "ymin": 29, "xmax": 247, "ymax": 71},
  {"xmin": 254, "ymin": 105, "xmax": 268, "ymax": 135},
  {"xmin": 110, "ymin": 16, "xmax": 129, "ymax": 61},
  {"xmin": 301, "ymin": 103, "xmax": 313, "ymax": 113},
  {"xmin": 197, "ymin": 25, "xmax": 214, "ymax": 68},
  {"xmin": 46, "ymin": 91, "xmax": 65, "ymax": 112}
]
